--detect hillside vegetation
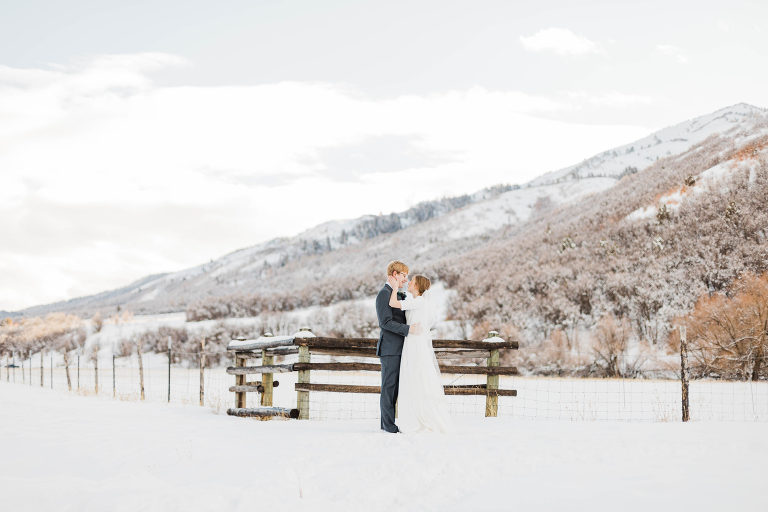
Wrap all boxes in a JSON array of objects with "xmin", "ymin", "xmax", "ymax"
[
  {"xmin": 6, "ymin": 105, "xmax": 768, "ymax": 377},
  {"xmin": 445, "ymin": 131, "xmax": 768, "ymax": 373}
]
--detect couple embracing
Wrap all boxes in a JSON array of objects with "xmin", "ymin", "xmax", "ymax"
[{"xmin": 375, "ymin": 260, "xmax": 452, "ymax": 434}]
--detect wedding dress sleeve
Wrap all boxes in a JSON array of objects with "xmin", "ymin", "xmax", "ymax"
[
  {"xmin": 399, "ymin": 296, "xmax": 423, "ymax": 311},
  {"xmin": 419, "ymin": 289, "xmax": 438, "ymax": 331}
]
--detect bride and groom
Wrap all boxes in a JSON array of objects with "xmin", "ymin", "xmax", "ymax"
[{"xmin": 375, "ymin": 260, "xmax": 452, "ymax": 434}]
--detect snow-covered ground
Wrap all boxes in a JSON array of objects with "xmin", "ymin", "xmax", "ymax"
[{"xmin": 1, "ymin": 382, "xmax": 765, "ymax": 512}]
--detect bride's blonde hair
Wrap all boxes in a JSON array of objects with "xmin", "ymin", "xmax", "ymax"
[{"xmin": 412, "ymin": 274, "xmax": 431, "ymax": 295}]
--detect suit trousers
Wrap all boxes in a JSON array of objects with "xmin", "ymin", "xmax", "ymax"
[{"xmin": 379, "ymin": 355, "xmax": 401, "ymax": 433}]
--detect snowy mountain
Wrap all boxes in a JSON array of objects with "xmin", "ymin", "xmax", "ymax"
[
  {"xmin": 447, "ymin": 106, "xmax": 768, "ymax": 351},
  {"xmin": 15, "ymin": 103, "xmax": 768, "ymax": 318},
  {"xmin": 530, "ymin": 103, "xmax": 767, "ymax": 186}
]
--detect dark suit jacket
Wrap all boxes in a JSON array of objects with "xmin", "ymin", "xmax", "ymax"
[{"xmin": 375, "ymin": 283, "xmax": 410, "ymax": 356}]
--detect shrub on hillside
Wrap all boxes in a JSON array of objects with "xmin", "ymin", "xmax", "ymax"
[{"xmin": 685, "ymin": 271, "xmax": 768, "ymax": 380}]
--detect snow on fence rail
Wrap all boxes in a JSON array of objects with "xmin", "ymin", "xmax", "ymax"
[{"xmin": 225, "ymin": 328, "xmax": 519, "ymax": 420}]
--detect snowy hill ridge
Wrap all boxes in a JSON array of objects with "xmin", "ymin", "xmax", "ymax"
[
  {"xmin": 12, "ymin": 103, "xmax": 768, "ymax": 318},
  {"xmin": 530, "ymin": 103, "xmax": 767, "ymax": 186},
  {"xmin": 14, "ymin": 186, "xmax": 513, "ymax": 316},
  {"xmin": 140, "ymin": 184, "xmax": 517, "ymax": 287}
]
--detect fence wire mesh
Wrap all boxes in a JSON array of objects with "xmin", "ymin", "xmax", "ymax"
[{"xmin": 3, "ymin": 350, "xmax": 768, "ymax": 422}]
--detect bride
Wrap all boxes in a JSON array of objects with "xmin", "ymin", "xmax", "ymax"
[{"xmin": 387, "ymin": 273, "xmax": 452, "ymax": 433}]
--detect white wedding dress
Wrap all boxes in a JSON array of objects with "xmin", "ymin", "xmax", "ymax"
[{"xmin": 397, "ymin": 290, "xmax": 452, "ymax": 433}]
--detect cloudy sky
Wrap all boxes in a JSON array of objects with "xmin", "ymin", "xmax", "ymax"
[{"xmin": 2, "ymin": 0, "xmax": 767, "ymax": 311}]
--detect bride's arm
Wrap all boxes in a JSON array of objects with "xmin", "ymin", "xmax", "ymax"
[
  {"xmin": 388, "ymin": 283, "xmax": 402, "ymax": 309},
  {"xmin": 390, "ymin": 288, "xmax": 422, "ymax": 312}
]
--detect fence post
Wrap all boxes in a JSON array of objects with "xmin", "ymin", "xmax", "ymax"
[
  {"xmin": 40, "ymin": 351, "xmax": 44, "ymax": 387},
  {"xmin": 679, "ymin": 325, "xmax": 690, "ymax": 422},
  {"xmin": 94, "ymin": 350, "xmax": 99, "ymax": 394},
  {"xmin": 199, "ymin": 337, "xmax": 206, "ymax": 406},
  {"xmin": 234, "ymin": 353, "xmax": 246, "ymax": 409},
  {"xmin": 261, "ymin": 332, "xmax": 274, "ymax": 408},
  {"xmin": 295, "ymin": 327, "xmax": 315, "ymax": 420},
  {"xmin": 137, "ymin": 340, "xmax": 145, "ymax": 400},
  {"xmin": 485, "ymin": 330, "xmax": 500, "ymax": 417},
  {"xmin": 297, "ymin": 345, "xmax": 310, "ymax": 419},
  {"xmin": 167, "ymin": 336, "xmax": 172, "ymax": 403},
  {"xmin": 64, "ymin": 353, "xmax": 72, "ymax": 391}
]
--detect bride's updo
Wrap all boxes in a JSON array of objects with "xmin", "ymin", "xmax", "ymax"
[{"xmin": 412, "ymin": 274, "xmax": 431, "ymax": 295}]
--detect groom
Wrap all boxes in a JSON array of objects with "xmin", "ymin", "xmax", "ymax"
[{"xmin": 376, "ymin": 260, "xmax": 420, "ymax": 433}]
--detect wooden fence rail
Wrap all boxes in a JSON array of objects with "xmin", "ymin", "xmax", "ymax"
[
  {"xmin": 225, "ymin": 329, "xmax": 519, "ymax": 420},
  {"xmin": 225, "ymin": 362, "xmax": 519, "ymax": 375},
  {"xmin": 294, "ymin": 382, "xmax": 518, "ymax": 396}
]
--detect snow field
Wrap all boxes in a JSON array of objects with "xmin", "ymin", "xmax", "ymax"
[{"xmin": 1, "ymin": 383, "xmax": 766, "ymax": 512}]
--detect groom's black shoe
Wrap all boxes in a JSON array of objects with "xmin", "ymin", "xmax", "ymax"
[{"xmin": 381, "ymin": 427, "xmax": 400, "ymax": 434}]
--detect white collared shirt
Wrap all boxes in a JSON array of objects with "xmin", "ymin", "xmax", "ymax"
[{"xmin": 385, "ymin": 282, "xmax": 404, "ymax": 294}]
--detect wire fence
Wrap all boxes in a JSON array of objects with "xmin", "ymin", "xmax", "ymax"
[{"xmin": 3, "ymin": 350, "xmax": 768, "ymax": 422}]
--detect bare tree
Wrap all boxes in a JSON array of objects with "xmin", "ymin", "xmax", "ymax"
[
  {"xmin": 91, "ymin": 313, "xmax": 103, "ymax": 333},
  {"xmin": 55, "ymin": 327, "xmax": 86, "ymax": 391},
  {"xmin": 591, "ymin": 314, "xmax": 632, "ymax": 377},
  {"xmin": 686, "ymin": 272, "xmax": 768, "ymax": 379}
]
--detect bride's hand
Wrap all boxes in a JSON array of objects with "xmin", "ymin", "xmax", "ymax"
[
  {"xmin": 387, "ymin": 275, "xmax": 399, "ymax": 289},
  {"xmin": 410, "ymin": 323, "xmax": 422, "ymax": 335}
]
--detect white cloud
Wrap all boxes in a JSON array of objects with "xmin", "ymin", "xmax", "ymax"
[
  {"xmin": 716, "ymin": 20, "xmax": 731, "ymax": 32},
  {"xmin": 564, "ymin": 91, "xmax": 655, "ymax": 108},
  {"xmin": 520, "ymin": 28, "xmax": 602, "ymax": 56},
  {"xmin": 0, "ymin": 54, "xmax": 649, "ymax": 310},
  {"xmin": 656, "ymin": 44, "xmax": 688, "ymax": 64}
]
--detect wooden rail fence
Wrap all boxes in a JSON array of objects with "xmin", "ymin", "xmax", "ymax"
[{"xmin": 225, "ymin": 328, "xmax": 519, "ymax": 420}]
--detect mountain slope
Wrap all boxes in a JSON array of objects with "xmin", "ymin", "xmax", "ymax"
[
  {"xmin": 448, "ymin": 116, "xmax": 768, "ymax": 351},
  {"xmin": 14, "ymin": 103, "xmax": 768, "ymax": 320},
  {"xmin": 530, "ymin": 103, "xmax": 765, "ymax": 185}
]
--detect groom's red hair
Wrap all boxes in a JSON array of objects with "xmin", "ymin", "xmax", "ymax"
[{"xmin": 386, "ymin": 260, "xmax": 409, "ymax": 277}]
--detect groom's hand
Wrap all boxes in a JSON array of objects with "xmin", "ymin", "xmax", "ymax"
[{"xmin": 410, "ymin": 323, "xmax": 422, "ymax": 335}]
